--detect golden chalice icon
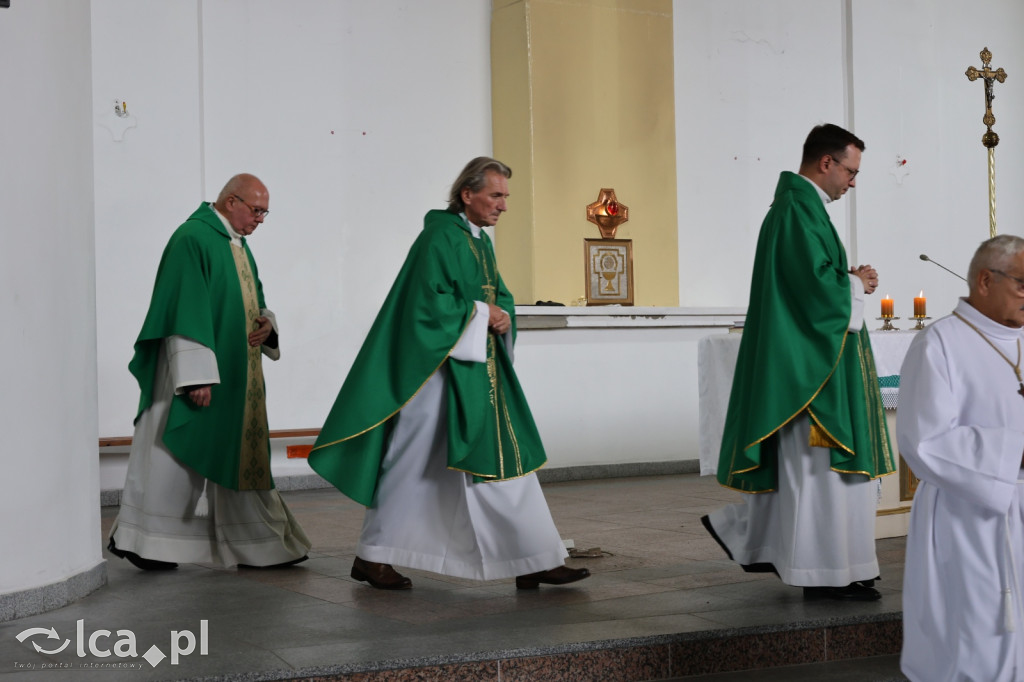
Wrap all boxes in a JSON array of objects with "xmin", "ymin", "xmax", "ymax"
[
  {"xmin": 600, "ymin": 254, "xmax": 619, "ymax": 292},
  {"xmin": 594, "ymin": 249, "xmax": 624, "ymax": 295}
]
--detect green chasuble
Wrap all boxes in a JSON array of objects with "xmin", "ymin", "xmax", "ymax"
[
  {"xmin": 718, "ymin": 172, "xmax": 895, "ymax": 493},
  {"xmin": 308, "ymin": 209, "xmax": 547, "ymax": 507},
  {"xmin": 128, "ymin": 203, "xmax": 273, "ymax": 491}
]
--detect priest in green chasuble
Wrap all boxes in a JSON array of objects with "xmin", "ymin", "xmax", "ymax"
[
  {"xmin": 108, "ymin": 173, "xmax": 310, "ymax": 570},
  {"xmin": 702, "ymin": 125, "xmax": 895, "ymax": 601},
  {"xmin": 309, "ymin": 157, "xmax": 589, "ymax": 590}
]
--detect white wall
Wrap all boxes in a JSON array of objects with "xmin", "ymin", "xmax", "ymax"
[
  {"xmin": 93, "ymin": 0, "xmax": 494, "ymax": 439},
  {"xmin": 0, "ymin": 2, "xmax": 103, "ymax": 594},
  {"xmin": 853, "ymin": 0, "xmax": 1024, "ymax": 315},
  {"xmin": 674, "ymin": 0, "xmax": 848, "ymax": 308},
  {"xmin": 91, "ymin": 0, "xmax": 1024, "ymax": 492},
  {"xmin": 92, "ymin": 0, "xmax": 204, "ymax": 436},
  {"xmin": 674, "ymin": 0, "xmax": 1024, "ymax": 318}
]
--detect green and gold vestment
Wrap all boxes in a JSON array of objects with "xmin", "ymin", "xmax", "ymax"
[
  {"xmin": 718, "ymin": 172, "xmax": 895, "ymax": 492},
  {"xmin": 129, "ymin": 203, "xmax": 273, "ymax": 491},
  {"xmin": 308, "ymin": 209, "xmax": 547, "ymax": 507}
]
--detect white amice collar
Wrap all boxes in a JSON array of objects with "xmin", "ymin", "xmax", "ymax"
[
  {"xmin": 213, "ymin": 205, "xmax": 244, "ymax": 246},
  {"xmin": 460, "ymin": 212, "xmax": 482, "ymax": 239},
  {"xmin": 796, "ymin": 172, "xmax": 832, "ymax": 205}
]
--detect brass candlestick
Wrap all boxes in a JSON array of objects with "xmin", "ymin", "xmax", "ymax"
[
  {"xmin": 911, "ymin": 315, "xmax": 931, "ymax": 331},
  {"xmin": 877, "ymin": 317, "xmax": 901, "ymax": 332}
]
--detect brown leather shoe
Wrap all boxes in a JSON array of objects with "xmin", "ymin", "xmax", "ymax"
[
  {"xmin": 516, "ymin": 565, "xmax": 590, "ymax": 589},
  {"xmin": 351, "ymin": 556, "xmax": 412, "ymax": 590}
]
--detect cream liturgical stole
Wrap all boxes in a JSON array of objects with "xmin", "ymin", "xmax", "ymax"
[{"xmin": 230, "ymin": 243, "xmax": 271, "ymax": 490}]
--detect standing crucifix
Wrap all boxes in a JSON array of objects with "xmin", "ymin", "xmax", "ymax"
[{"xmin": 965, "ymin": 47, "xmax": 1008, "ymax": 238}]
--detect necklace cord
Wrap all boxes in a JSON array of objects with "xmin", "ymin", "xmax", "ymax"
[{"xmin": 953, "ymin": 311, "xmax": 1023, "ymax": 383}]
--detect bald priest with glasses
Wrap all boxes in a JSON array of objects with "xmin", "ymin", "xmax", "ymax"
[{"xmin": 107, "ymin": 173, "xmax": 310, "ymax": 571}]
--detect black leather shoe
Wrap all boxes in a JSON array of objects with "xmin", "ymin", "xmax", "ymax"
[
  {"xmin": 803, "ymin": 583, "xmax": 881, "ymax": 601},
  {"xmin": 516, "ymin": 565, "xmax": 590, "ymax": 589},
  {"xmin": 351, "ymin": 556, "xmax": 412, "ymax": 590},
  {"xmin": 700, "ymin": 515, "xmax": 734, "ymax": 560},
  {"xmin": 238, "ymin": 555, "xmax": 308, "ymax": 569},
  {"xmin": 107, "ymin": 538, "xmax": 178, "ymax": 571},
  {"xmin": 701, "ymin": 515, "xmax": 779, "ymax": 576}
]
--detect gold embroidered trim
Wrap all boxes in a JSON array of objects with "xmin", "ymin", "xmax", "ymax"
[
  {"xmin": 855, "ymin": 331, "xmax": 896, "ymax": 474},
  {"xmin": 743, "ymin": 330, "xmax": 850, "ymax": 451},
  {"xmin": 831, "ymin": 466, "xmax": 897, "ymax": 478},
  {"xmin": 807, "ymin": 408, "xmax": 853, "ymax": 454},
  {"xmin": 501, "ymin": 382, "xmax": 524, "ymax": 476},
  {"xmin": 716, "ymin": 481, "xmax": 778, "ymax": 494},
  {"xmin": 808, "ymin": 421, "xmax": 840, "ymax": 449},
  {"xmin": 468, "ymin": 229, "xmax": 525, "ymax": 478},
  {"xmin": 724, "ymin": 327, "xmax": 852, "ymax": 485},
  {"xmin": 447, "ymin": 459, "xmax": 548, "ymax": 481}
]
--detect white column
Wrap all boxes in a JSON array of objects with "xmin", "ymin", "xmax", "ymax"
[{"xmin": 0, "ymin": 0, "xmax": 105, "ymax": 619}]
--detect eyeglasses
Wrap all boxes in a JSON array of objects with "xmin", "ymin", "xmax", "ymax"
[
  {"xmin": 991, "ymin": 269, "xmax": 1024, "ymax": 293},
  {"xmin": 232, "ymin": 194, "xmax": 269, "ymax": 218},
  {"xmin": 829, "ymin": 155, "xmax": 860, "ymax": 179}
]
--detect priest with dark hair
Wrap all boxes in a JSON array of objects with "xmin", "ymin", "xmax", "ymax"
[{"xmin": 702, "ymin": 124, "xmax": 896, "ymax": 601}]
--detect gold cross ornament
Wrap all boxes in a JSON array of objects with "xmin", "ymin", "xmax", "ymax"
[
  {"xmin": 965, "ymin": 46, "xmax": 1007, "ymax": 149},
  {"xmin": 586, "ymin": 188, "xmax": 629, "ymax": 240}
]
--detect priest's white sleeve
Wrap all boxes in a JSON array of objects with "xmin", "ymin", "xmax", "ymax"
[
  {"xmin": 166, "ymin": 335, "xmax": 220, "ymax": 395},
  {"xmin": 896, "ymin": 331, "xmax": 1024, "ymax": 514},
  {"xmin": 260, "ymin": 308, "xmax": 281, "ymax": 361},
  {"xmin": 847, "ymin": 274, "xmax": 866, "ymax": 332},
  {"xmin": 450, "ymin": 301, "xmax": 490, "ymax": 363}
]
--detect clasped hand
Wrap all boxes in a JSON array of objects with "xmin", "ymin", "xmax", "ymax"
[
  {"xmin": 851, "ymin": 265, "xmax": 879, "ymax": 295},
  {"xmin": 487, "ymin": 304, "xmax": 511, "ymax": 335},
  {"xmin": 248, "ymin": 316, "xmax": 273, "ymax": 347}
]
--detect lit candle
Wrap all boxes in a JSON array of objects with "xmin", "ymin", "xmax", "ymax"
[
  {"xmin": 914, "ymin": 291, "xmax": 926, "ymax": 318},
  {"xmin": 881, "ymin": 296, "xmax": 894, "ymax": 318}
]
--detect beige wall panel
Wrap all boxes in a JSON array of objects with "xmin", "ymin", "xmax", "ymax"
[{"xmin": 493, "ymin": 0, "xmax": 678, "ymax": 305}]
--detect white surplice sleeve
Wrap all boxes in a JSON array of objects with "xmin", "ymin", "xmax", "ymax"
[
  {"xmin": 450, "ymin": 301, "xmax": 490, "ymax": 363},
  {"xmin": 847, "ymin": 273, "xmax": 865, "ymax": 332},
  {"xmin": 896, "ymin": 330, "xmax": 1024, "ymax": 514},
  {"xmin": 166, "ymin": 335, "xmax": 219, "ymax": 395}
]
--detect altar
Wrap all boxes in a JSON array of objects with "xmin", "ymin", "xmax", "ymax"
[{"xmin": 698, "ymin": 329, "xmax": 921, "ymax": 538}]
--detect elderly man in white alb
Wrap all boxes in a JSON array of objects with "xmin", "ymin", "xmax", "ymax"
[{"xmin": 897, "ymin": 234, "xmax": 1024, "ymax": 681}]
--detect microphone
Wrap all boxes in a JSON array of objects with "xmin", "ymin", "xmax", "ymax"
[{"xmin": 920, "ymin": 254, "xmax": 967, "ymax": 282}]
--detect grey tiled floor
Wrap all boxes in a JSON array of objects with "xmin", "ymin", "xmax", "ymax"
[{"xmin": 0, "ymin": 474, "xmax": 907, "ymax": 681}]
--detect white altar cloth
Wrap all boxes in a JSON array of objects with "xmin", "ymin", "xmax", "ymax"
[{"xmin": 697, "ymin": 330, "xmax": 918, "ymax": 476}]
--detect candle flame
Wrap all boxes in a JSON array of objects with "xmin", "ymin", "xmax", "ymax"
[{"xmin": 919, "ymin": 290, "xmax": 924, "ymax": 297}]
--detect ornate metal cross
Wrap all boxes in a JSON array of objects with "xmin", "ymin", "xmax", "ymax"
[{"xmin": 965, "ymin": 47, "xmax": 1008, "ymax": 237}]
